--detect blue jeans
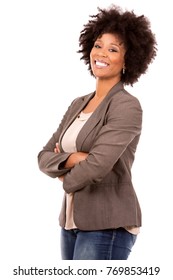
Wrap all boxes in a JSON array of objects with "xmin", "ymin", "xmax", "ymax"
[{"xmin": 61, "ymin": 227, "xmax": 137, "ymax": 260}]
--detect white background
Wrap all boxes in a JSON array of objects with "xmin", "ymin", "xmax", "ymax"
[{"xmin": 0, "ymin": 0, "xmax": 172, "ymax": 279}]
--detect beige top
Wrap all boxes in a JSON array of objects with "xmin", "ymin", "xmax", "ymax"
[{"xmin": 61, "ymin": 111, "xmax": 140, "ymax": 235}]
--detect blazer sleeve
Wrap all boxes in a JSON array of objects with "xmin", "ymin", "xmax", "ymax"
[
  {"xmin": 37, "ymin": 99, "xmax": 78, "ymax": 178},
  {"xmin": 63, "ymin": 94, "xmax": 142, "ymax": 193}
]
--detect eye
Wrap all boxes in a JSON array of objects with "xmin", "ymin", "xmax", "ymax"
[
  {"xmin": 109, "ymin": 48, "xmax": 118, "ymax": 52},
  {"xmin": 94, "ymin": 43, "xmax": 101, "ymax": 49}
]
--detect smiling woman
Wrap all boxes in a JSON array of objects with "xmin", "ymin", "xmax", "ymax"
[
  {"xmin": 38, "ymin": 4, "xmax": 157, "ymax": 260},
  {"xmin": 90, "ymin": 33, "xmax": 126, "ymax": 83}
]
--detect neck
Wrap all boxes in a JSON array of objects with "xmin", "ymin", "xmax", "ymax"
[{"xmin": 95, "ymin": 78, "xmax": 121, "ymax": 98}]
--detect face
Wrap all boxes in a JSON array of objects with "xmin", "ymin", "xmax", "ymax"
[{"xmin": 90, "ymin": 33, "xmax": 126, "ymax": 82}]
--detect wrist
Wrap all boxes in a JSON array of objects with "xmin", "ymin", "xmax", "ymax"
[{"xmin": 64, "ymin": 153, "xmax": 76, "ymax": 169}]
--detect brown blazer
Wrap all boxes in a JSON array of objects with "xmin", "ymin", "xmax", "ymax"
[{"xmin": 38, "ymin": 81, "xmax": 143, "ymax": 230}]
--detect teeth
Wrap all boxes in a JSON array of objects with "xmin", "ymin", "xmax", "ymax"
[{"xmin": 95, "ymin": 61, "xmax": 108, "ymax": 67}]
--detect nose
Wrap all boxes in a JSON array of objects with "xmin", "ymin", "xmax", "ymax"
[{"xmin": 98, "ymin": 49, "xmax": 107, "ymax": 58}]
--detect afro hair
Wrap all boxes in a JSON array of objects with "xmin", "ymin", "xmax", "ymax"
[{"xmin": 78, "ymin": 5, "xmax": 157, "ymax": 85}]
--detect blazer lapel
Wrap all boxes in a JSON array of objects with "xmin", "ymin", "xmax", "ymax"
[
  {"xmin": 59, "ymin": 92, "xmax": 95, "ymax": 148},
  {"xmin": 76, "ymin": 81, "xmax": 124, "ymax": 151}
]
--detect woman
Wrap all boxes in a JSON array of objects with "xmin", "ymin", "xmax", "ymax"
[{"xmin": 38, "ymin": 5, "xmax": 157, "ymax": 260}]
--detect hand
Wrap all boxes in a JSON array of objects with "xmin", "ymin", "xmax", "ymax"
[
  {"xmin": 58, "ymin": 175, "xmax": 64, "ymax": 182},
  {"xmin": 54, "ymin": 143, "xmax": 60, "ymax": 153},
  {"xmin": 64, "ymin": 152, "xmax": 88, "ymax": 168},
  {"xmin": 53, "ymin": 143, "xmax": 64, "ymax": 181},
  {"xmin": 53, "ymin": 143, "xmax": 88, "ymax": 177}
]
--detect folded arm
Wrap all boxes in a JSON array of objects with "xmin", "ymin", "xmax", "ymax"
[{"xmin": 62, "ymin": 97, "xmax": 142, "ymax": 193}]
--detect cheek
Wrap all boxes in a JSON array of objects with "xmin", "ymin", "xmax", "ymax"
[
  {"xmin": 90, "ymin": 48, "xmax": 95, "ymax": 60},
  {"xmin": 90, "ymin": 50, "xmax": 95, "ymax": 67},
  {"xmin": 112, "ymin": 56, "xmax": 124, "ymax": 68}
]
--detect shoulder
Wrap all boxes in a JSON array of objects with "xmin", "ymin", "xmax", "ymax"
[
  {"xmin": 123, "ymin": 89, "xmax": 142, "ymax": 105},
  {"xmin": 73, "ymin": 91, "xmax": 94, "ymax": 103},
  {"xmin": 110, "ymin": 88, "xmax": 142, "ymax": 112},
  {"xmin": 65, "ymin": 92, "xmax": 93, "ymax": 110},
  {"xmin": 106, "ymin": 89, "xmax": 143, "ymax": 126}
]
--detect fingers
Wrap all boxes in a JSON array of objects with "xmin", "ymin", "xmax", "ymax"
[
  {"xmin": 58, "ymin": 176, "xmax": 64, "ymax": 182},
  {"xmin": 54, "ymin": 143, "xmax": 60, "ymax": 153}
]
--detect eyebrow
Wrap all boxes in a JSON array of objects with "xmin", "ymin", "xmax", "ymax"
[{"xmin": 95, "ymin": 39, "xmax": 123, "ymax": 47}]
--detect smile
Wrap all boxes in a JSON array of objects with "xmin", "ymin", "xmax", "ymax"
[{"xmin": 95, "ymin": 60, "xmax": 109, "ymax": 67}]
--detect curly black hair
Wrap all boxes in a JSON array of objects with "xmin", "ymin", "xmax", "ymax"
[{"xmin": 78, "ymin": 5, "xmax": 157, "ymax": 85}]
